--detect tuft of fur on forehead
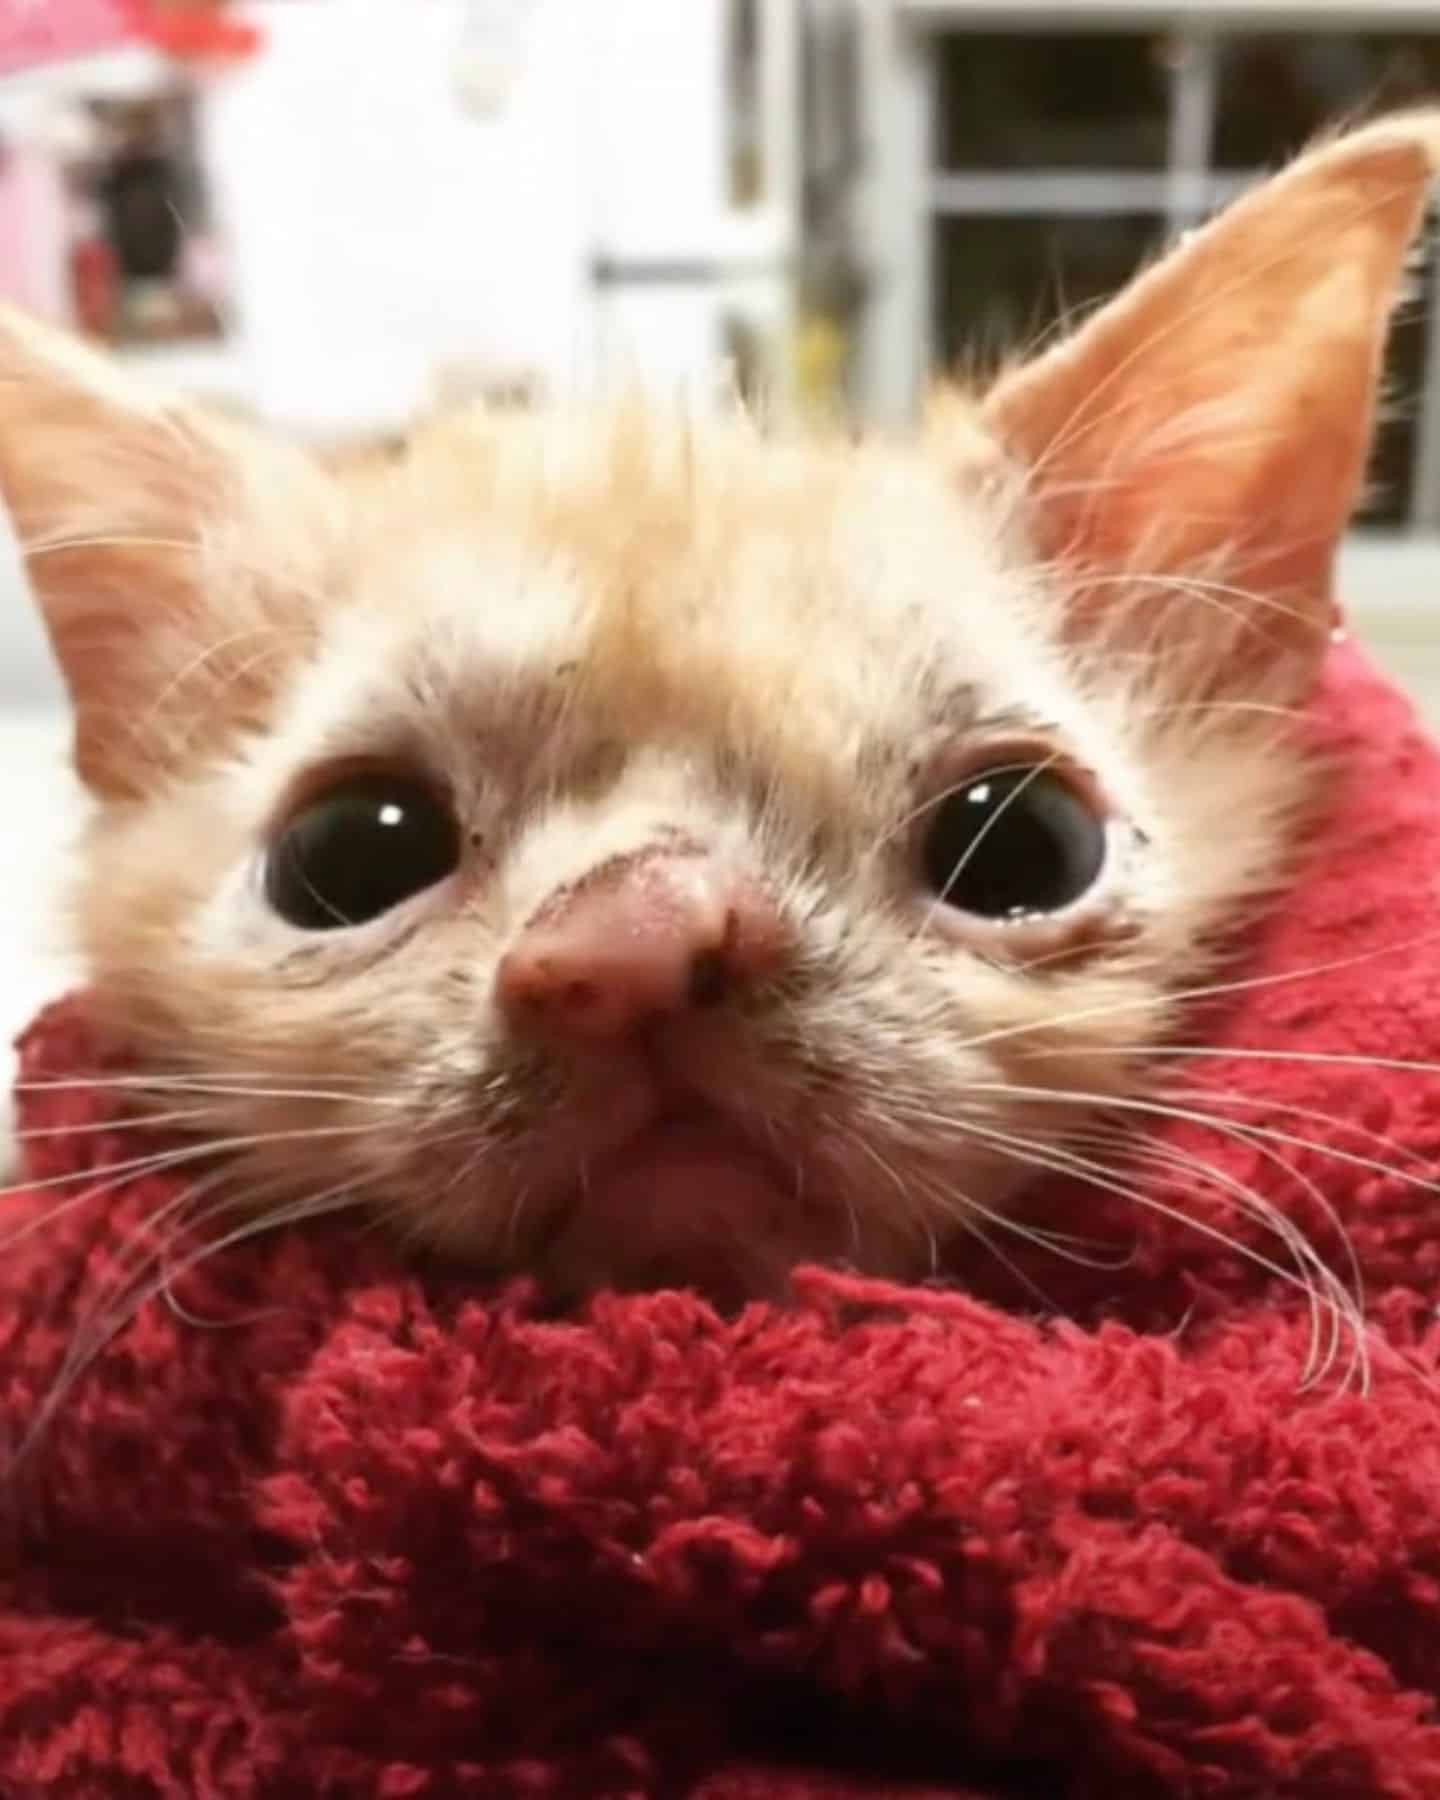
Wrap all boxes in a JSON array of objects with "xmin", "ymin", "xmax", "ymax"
[
  {"xmin": 318, "ymin": 394, "xmax": 1035, "ymax": 813},
  {"xmin": 391, "ymin": 390, "xmax": 1314, "ymax": 834}
]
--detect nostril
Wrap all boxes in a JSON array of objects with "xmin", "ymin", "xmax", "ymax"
[
  {"xmin": 686, "ymin": 948, "xmax": 730, "ymax": 1008},
  {"xmin": 560, "ymin": 977, "xmax": 602, "ymax": 1018}
]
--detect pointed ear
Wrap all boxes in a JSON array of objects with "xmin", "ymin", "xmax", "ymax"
[
  {"xmin": 0, "ymin": 307, "xmax": 326, "ymax": 799},
  {"xmin": 979, "ymin": 113, "xmax": 1440, "ymax": 697}
]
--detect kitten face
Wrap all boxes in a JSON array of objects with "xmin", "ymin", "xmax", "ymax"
[
  {"xmin": 6, "ymin": 114, "xmax": 1438, "ymax": 1297},
  {"xmin": 71, "ymin": 416, "xmax": 1306, "ymax": 1293}
]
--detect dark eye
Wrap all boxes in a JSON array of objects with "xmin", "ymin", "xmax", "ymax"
[
  {"xmin": 266, "ymin": 774, "xmax": 460, "ymax": 930},
  {"xmin": 921, "ymin": 765, "xmax": 1107, "ymax": 920}
]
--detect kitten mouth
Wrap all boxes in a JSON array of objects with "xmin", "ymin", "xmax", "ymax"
[
  {"xmin": 533, "ymin": 1097, "xmax": 812, "ymax": 1298},
  {"xmin": 580, "ymin": 1107, "xmax": 795, "ymax": 1224}
]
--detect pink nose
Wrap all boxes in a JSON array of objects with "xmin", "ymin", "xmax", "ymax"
[{"xmin": 497, "ymin": 850, "xmax": 789, "ymax": 1044}]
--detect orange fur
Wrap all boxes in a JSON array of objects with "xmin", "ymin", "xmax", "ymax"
[{"xmin": 3, "ymin": 114, "xmax": 1435, "ymax": 1294}]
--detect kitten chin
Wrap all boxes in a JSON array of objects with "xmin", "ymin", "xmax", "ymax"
[{"xmin": 8, "ymin": 111, "xmax": 1437, "ymax": 1298}]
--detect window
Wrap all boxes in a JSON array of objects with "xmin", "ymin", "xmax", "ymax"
[
  {"xmin": 934, "ymin": 212, "xmax": 1160, "ymax": 373},
  {"xmin": 867, "ymin": 12, "xmax": 1440, "ymax": 530},
  {"xmin": 937, "ymin": 32, "xmax": 1170, "ymax": 171},
  {"xmin": 1213, "ymin": 34, "xmax": 1440, "ymax": 169}
]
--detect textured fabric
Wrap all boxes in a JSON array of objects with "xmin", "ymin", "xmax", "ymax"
[{"xmin": 6, "ymin": 640, "xmax": 1440, "ymax": 1797}]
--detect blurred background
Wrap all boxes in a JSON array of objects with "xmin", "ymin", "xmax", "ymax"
[{"xmin": 2, "ymin": 0, "xmax": 1440, "ymax": 1079}]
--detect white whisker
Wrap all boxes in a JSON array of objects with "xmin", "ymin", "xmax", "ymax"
[
  {"xmin": 956, "ymin": 925, "xmax": 1440, "ymax": 1060},
  {"xmin": 942, "ymin": 1111, "xmax": 1366, "ymax": 1389}
]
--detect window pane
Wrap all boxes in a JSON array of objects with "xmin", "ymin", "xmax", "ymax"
[
  {"xmin": 936, "ymin": 34, "xmax": 1173, "ymax": 171},
  {"xmin": 1214, "ymin": 35, "xmax": 1440, "ymax": 170},
  {"xmin": 934, "ymin": 213, "xmax": 1162, "ymax": 369},
  {"xmin": 1367, "ymin": 246, "xmax": 1429, "ymax": 527},
  {"xmin": 1213, "ymin": 33, "xmax": 1440, "ymax": 524}
]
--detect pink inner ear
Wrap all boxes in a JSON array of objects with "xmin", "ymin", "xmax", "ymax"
[{"xmin": 979, "ymin": 126, "xmax": 1438, "ymax": 668}]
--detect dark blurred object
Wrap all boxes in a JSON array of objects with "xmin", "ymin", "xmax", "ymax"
[
  {"xmin": 797, "ymin": 0, "xmax": 865, "ymax": 416},
  {"xmin": 935, "ymin": 211, "xmax": 1158, "ymax": 373},
  {"xmin": 1215, "ymin": 35, "xmax": 1440, "ymax": 168},
  {"xmin": 937, "ymin": 33, "xmax": 1171, "ymax": 171},
  {"xmin": 727, "ymin": 0, "xmax": 765, "ymax": 208},
  {"xmin": 98, "ymin": 146, "xmax": 182, "ymax": 282},
  {"xmin": 64, "ymin": 90, "xmax": 226, "ymax": 347}
]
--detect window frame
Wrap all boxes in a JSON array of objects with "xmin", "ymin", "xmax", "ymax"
[
  {"xmin": 899, "ymin": 1, "xmax": 1440, "ymax": 27},
  {"xmin": 855, "ymin": 1, "xmax": 1440, "ymax": 529}
]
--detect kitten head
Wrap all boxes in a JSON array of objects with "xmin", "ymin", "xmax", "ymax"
[{"xmin": 4, "ymin": 116, "xmax": 1435, "ymax": 1296}]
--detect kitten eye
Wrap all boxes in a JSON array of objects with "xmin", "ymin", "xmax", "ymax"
[
  {"xmin": 921, "ymin": 763, "xmax": 1106, "ymax": 920},
  {"xmin": 266, "ymin": 774, "xmax": 460, "ymax": 930}
]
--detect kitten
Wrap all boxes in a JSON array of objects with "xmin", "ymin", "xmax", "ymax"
[{"xmin": 1, "ymin": 115, "xmax": 1433, "ymax": 1299}]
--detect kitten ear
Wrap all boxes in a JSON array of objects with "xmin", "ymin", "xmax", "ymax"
[
  {"xmin": 979, "ymin": 113, "xmax": 1440, "ymax": 697},
  {"xmin": 0, "ymin": 307, "xmax": 321, "ymax": 798}
]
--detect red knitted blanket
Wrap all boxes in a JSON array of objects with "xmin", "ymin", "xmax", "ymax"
[{"xmin": 7, "ymin": 639, "xmax": 1440, "ymax": 1798}]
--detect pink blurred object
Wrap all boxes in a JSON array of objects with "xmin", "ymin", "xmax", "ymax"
[
  {"xmin": 179, "ymin": 229, "xmax": 228, "ymax": 308},
  {"xmin": 0, "ymin": 0, "xmax": 135, "ymax": 77},
  {"xmin": 0, "ymin": 140, "xmax": 76, "ymax": 324}
]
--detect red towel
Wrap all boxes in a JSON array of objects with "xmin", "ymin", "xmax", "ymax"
[{"xmin": 6, "ymin": 638, "xmax": 1440, "ymax": 1798}]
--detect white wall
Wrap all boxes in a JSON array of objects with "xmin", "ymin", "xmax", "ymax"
[
  {"xmin": 590, "ymin": 0, "xmax": 791, "ymax": 263},
  {"xmin": 204, "ymin": 0, "xmax": 599, "ymax": 433},
  {"xmin": 196, "ymin": 0, "xmax": 796, "ymax": 433}
]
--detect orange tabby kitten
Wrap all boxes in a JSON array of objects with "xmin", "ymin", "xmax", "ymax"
[{"xmin": 0, "ymin": 116, "xmax": 1432, "ymax": 1297}]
